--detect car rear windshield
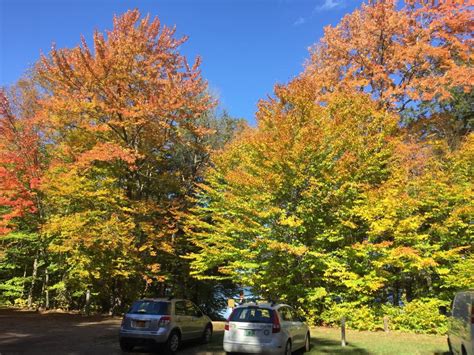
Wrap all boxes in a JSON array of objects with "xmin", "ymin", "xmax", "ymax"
[
  {"xmin": 229, "ymin": 307, "xmax": 274, "ymax": 323},
  {"xmin": 128, "ymin": 301, "xmax": 170, "ymax": 315}
]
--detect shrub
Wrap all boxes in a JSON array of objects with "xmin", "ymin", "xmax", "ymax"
[
  {"xmin": 319, "ymin": 298, "xmax": 448, "ymax": 334},
  {"xmin": 321, "ymin": 302, "xmax": 382, "ymax": 331},
  {"xmin": 383, "ymin": 298, "xmax": 449, "ymax": 335}
]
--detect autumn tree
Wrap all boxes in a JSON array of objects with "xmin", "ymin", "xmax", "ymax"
[
  {"xmin": 0, "ymin": 84, "xmax": 48, "ymax": 308},
  {"xmin": 184, "ymin": 0, "xmax": 473, "ymax": 333},
  {"xmin": 185, "ymin": 92, "xmax": 400, "ymax": 309},
  {"xmin": 31, "ymin": 9, "xmax": 218, "ymax": 311},
  {"xmin": 297, "ymin": 1, "xmax": 472, "ymax": 124},
  {"xmin": 0, "ymin": 90, "xmax": 43, "ymax": 234}
]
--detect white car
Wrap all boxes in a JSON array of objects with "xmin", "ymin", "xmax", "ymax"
[
  {"xmin": 447, "ymin": 290, "xmax": 474, "ymax": 355},
  {"xmin": 223, "ymin": 302, "xmax": 310, "ymax": 355}
]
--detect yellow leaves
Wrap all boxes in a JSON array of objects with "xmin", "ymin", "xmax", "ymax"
[
  {"xmin": 344, "ymin": 273, "xmax": 386, "ymax": 294},
  {"xmin": 436, "ymin": 267, "xmax": 450, "ymax": 276},
  {"xmin": 341, "ymin": 219, "xmax": 357, "ymax": 229},
  {"xmin": 148, "ymin": 263, "xmax": 161, "ymax": 274},
  {"xmin": 306, "ymin": 287, "xmax": 328, "ymax": 302},
  {"xmin": 266, "ymin": 240, "xmax": 308, "ymax": 256},
  {"xmin": 383, "ymin": 246, "xmax": 439, "ymax": 271},
  {"xmin": 138, "ymin": 244, "xmax": 148, "ymax": 252},
  {"xmin": 278, "ymin": 214, "xmax": 303, "ymax": 228}
]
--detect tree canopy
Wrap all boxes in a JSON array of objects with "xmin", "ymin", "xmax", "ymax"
[{"xmin": 0, "ymin": 2, "xmax": 472, "ymax": 333}]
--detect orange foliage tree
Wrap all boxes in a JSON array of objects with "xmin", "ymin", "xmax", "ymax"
[
  {"xmin": 297, "ymin": 0, "xmax": 472, "ymax": 114},
  {"xmin": 33, "ymin": 9, "xmax": 215, "ymax": 309}
]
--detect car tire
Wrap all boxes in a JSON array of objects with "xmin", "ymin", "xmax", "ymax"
[
  {"xmin": 303, "ymin": 332, "xmax": 311, "ymax": 352},
  {"xmin": 201, "ymin": 323, "xmax": 213, "ymax": 344},
  {"xmin": 284, "ymin": 339, "xmax": 292, "ymax": 355},
  {"xmin": 165, "ymin": 331, "xmax": 181, "ymax": 354},
  {"xmin": 119, "ymin": 338, "xmax": 134, "ymax": 352}
]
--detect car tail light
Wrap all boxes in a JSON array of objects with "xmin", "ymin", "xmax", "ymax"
[
  {"xmin": 225, "ymin": 309, "xmax": 235, "ymax": 331},
  {"xmin": 159, "ymin": 316, "xmax": 171, "ymax": 327},
  {"xmin": 272, "ymin": 312, "xmax": 281, "ymax": 333}
]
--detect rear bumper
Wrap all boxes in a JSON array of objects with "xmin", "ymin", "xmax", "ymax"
[
  {"xmin": 119, "ymin": 328, "xmax": 168, "ymax": 343},
  {"xmin": 223, "ymin": 340, "xmax": 285, "ymax": 354}
]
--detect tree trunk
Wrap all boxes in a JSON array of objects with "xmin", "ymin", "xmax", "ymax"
[
  {"xmin": 22, "ymin": 265, "xmax": 27, "ymax": 298},
  {"xmin": 109, "ymin": 280, "xmax": 116, "ymax": 316},
  {"xmin": 27, "ymin": 256, "xmax": 38, "ymax": 309},
  {"xmin": 44, "ymin": 267, "xmax": 49, "ymax": 310},
  {"xmin": 85, "ymin": 288, "xmax": 91, "ymax": 315},
  {"xmin": 393, "ymin": 279, "xmax": 400, "ymax": 306},
  {"xmin": 405, "ymin": 276, "xmax": 413, "ymax": 302}
]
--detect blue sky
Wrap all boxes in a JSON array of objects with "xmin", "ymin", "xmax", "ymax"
[{"xmin": 0, "ymin": 0, "xmax": 362, "ymax": 124}]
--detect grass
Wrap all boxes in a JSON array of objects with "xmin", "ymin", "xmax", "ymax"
[
  {"xmin": 198, "ymin": 323, "xmax": 450, "ymax": 355},
  {"xmin": 307, "ymin": 326, "xmax": 449, "ymax": 355}
]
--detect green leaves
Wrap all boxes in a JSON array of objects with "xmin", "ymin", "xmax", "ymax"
[{"xmin": 185, "ymin": 88, "xmax": 472, "ymax": 333}]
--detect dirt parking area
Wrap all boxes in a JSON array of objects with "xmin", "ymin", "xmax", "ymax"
[{"xmin": 0, "ymin": 308, "xmax": 225, "ymax": 355}]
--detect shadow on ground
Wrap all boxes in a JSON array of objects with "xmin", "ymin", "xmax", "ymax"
[{"xmin": 310, "ymin": 337, "xmax": 370, "ymax": 354}]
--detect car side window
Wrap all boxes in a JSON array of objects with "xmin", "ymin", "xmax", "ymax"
[
  {"xmin": 288, "ymin": 307, "xmax": 298, "ymax": 322},
  {"xmin": 186, "ymin": 301, "xmax": 202, "ymax": 317},
  {"xmin": 175, "ymin": 301, "xmax": 186, "ymax": 316},
  {"xmin": 280, "ymin": 307, "xmax": 292, "ymax": 322}
]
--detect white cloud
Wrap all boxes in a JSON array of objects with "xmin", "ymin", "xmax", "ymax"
[
  {"xmin": 315, "ymin": 0, "xmax": 344, "ymax": 11},
  {"xmin": 294, "ymin": 0, "xmax": 345, "ymax": 27},
  {"xmin": 293, "ymin": 17, "xmax": 306, "ymax": 26}
]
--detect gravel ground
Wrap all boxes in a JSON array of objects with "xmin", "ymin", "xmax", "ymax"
[{"xmin": 0, "ymin": 308, "xmax": 226, "ymax": 355}]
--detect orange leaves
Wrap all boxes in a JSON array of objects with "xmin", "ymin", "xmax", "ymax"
[
  {"xmin": 75, "ymin": 142, "xmax": 138, "ymax": 170},
  {"xmin": 304, "ymin": 0, "xmax": 472, "ymax": 112},
  {"xmin": 266, "ymin": 240, "xmax": 308, "ymax": 256},
  {"xmin": 37, "ymin": 9, "xmax": 214, "ymax": 157}
]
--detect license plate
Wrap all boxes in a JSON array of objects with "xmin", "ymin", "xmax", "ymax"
[
  {"xmin": 134, "ymin": 320, "xmax": 146, "ymax": 328},
  {"xmin": 245, "ymin": 330, "xmax": 256, "ymax": 336}
]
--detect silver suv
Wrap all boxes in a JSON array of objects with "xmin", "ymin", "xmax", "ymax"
[
  {"xmin": 119, "ymin": 298, "xmax": 213, "ymax": 353},
  {"xmin": 223, "ymin": 302, "xmax": 310, "ymax": 355}
]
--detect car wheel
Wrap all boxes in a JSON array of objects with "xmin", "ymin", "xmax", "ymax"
[
  {"xmin": 201, "ymin": 324, "xmax": 213, "ymax": 344},
  {"xmin": 119, "ymin": 338, "xmax": 134, "ymax": 352},
  {"xmin": 284, "ymin": 339, "xmax": 292, "ymax": 355},
  {"xmin": 303, "ymin": 333, "xmax": 311, "ymax": 352},
  {"xmin": 165, "ymin": 331, "xmax": 180, "ymax": 354}
]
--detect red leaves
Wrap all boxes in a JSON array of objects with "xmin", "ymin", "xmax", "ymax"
[{"xmin": 0, "ymin": 91, "xmax": 43, "ymax": 234}]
